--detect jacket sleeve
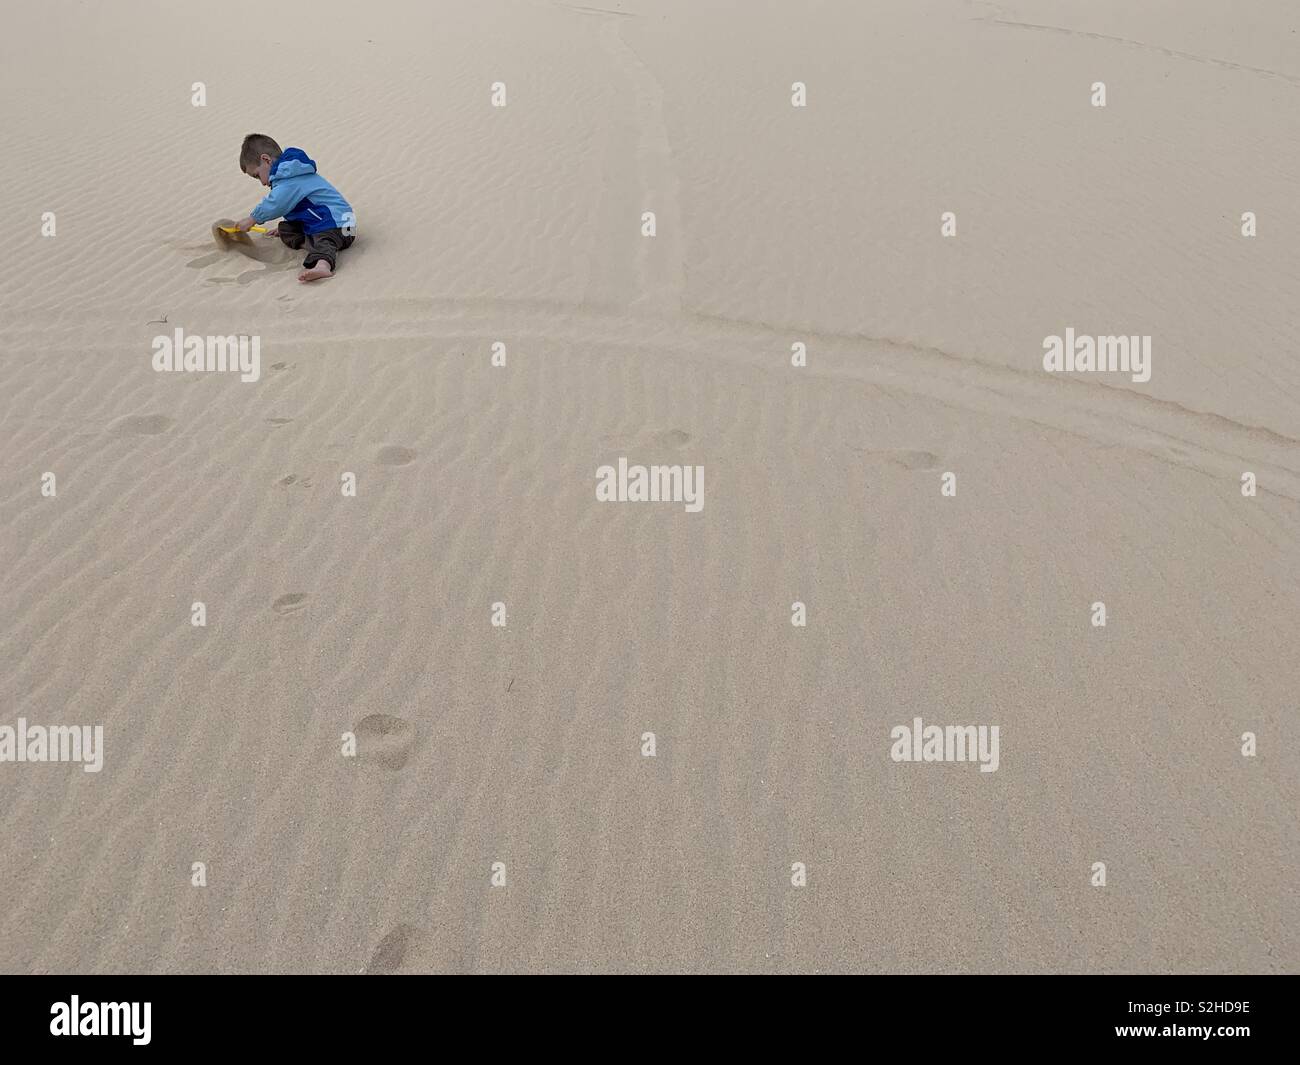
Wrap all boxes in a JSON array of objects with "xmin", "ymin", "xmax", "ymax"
[{"xmin": 250, "ymin": 179, "xmax": 302, "ymax": 223}]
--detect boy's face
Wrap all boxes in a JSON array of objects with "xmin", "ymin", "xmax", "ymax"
[{"xmin": 243, "ymin": 154, "xmax": 274, "ymax": 186}]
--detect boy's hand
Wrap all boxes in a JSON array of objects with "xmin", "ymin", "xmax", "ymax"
[
  {"xmin": 260, "ymin": 226, "xmax": 281, "ymax": 238},
  {"xmin": 233, "ymin": 216, "xmax": 258, "ymax": 232}
]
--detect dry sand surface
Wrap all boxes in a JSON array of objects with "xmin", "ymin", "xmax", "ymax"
[{"xmin": 1, "ymin": 0, "xmax": 1297, "ymax": 973}]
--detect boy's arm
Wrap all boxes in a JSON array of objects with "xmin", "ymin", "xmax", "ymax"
[
  {"xmin": 231, "ymin": 217, "xmax": 281, "ymax": 235},
  {"xmin": 248, "ymin": 180, "xmax": 302, "ymax": 225}
]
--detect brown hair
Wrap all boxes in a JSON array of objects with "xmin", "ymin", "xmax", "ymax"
[{"xmin": 239, "ymin": 134, "xmax": 282, "ymax": 172}]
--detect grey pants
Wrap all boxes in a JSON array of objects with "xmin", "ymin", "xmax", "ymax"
[{"xmin": 278, "ymin": 221, "xmax": 354, "ymax": 270}]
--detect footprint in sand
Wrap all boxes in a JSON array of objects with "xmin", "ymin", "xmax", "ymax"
[
  {"xmin": 205, "ymin": 263, "xmax": 299, "ymax": 285},
  {"xmin": 376, "ymin": 445, "xmax": 417, "ymax": 466},
  {"xmin": 354, "ymin": 714, "xmax": 416, "ymax": 769},
  {"xmin": 860, "ymin": 448, "xmax": 941, "ymax": 471},
  {"xmin": 271, "ymin": 593, "xmax": 310, "ymax": 616},
  {"xmin": 266, "ymin": 417, "xmax": 294, "ymax": 427},
  {"xmin": 109, "ymin": 414, "xmax": 175, "ymax": 436},
  {"xmin": 365, "ymin": 923, "xmax": 420, "ymax": 974},
  {"xmin": 600, "ymin": 428, "xmax": 692, "ymax": 450},
  {"xmin": 277, "ymin": 474, "xmax": 314, "ymax": 488},
  {"xmin": 653, "ymin": 428, "xmax": 691, "ymax": 448}
]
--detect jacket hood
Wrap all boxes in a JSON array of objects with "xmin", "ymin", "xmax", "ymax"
[{"xmin": 269, "ymin": 147, "xmax": 317, "ymax": 182}]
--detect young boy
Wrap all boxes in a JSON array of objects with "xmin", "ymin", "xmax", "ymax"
[{"xmin": 232, "ymin": 134, "xmax": 355, "ymax": 283}]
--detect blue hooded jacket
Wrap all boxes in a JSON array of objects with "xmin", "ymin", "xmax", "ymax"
[{"xmin": 250, "ymin": 148, "xmax": 353, "ymax": 234}]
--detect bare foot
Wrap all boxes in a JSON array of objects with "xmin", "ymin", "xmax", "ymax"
[{"xmin": 298, "ymin": 261, "xmax": 333, "ymax": 283}]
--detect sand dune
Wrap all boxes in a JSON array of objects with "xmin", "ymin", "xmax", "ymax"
[{"xmin": 0, "ymin": 0, "xmax": 1296, "ymax": 973}]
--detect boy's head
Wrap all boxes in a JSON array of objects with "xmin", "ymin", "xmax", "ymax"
[{"xmin": 239, "ymin": 134, "xmax": 282, "ymax": 186}]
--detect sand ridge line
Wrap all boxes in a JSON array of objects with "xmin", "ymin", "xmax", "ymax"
[
  {"xmin": 971, "ymin": 1, "xmax": 1300, "ymax": 87},
  {"xmin": 3, "ymin": 296, "xmax": 1297, "ymax": 503},
  {"xmin": 594, "ymin": 15, "xmax": 686, "ymax": 313}
]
